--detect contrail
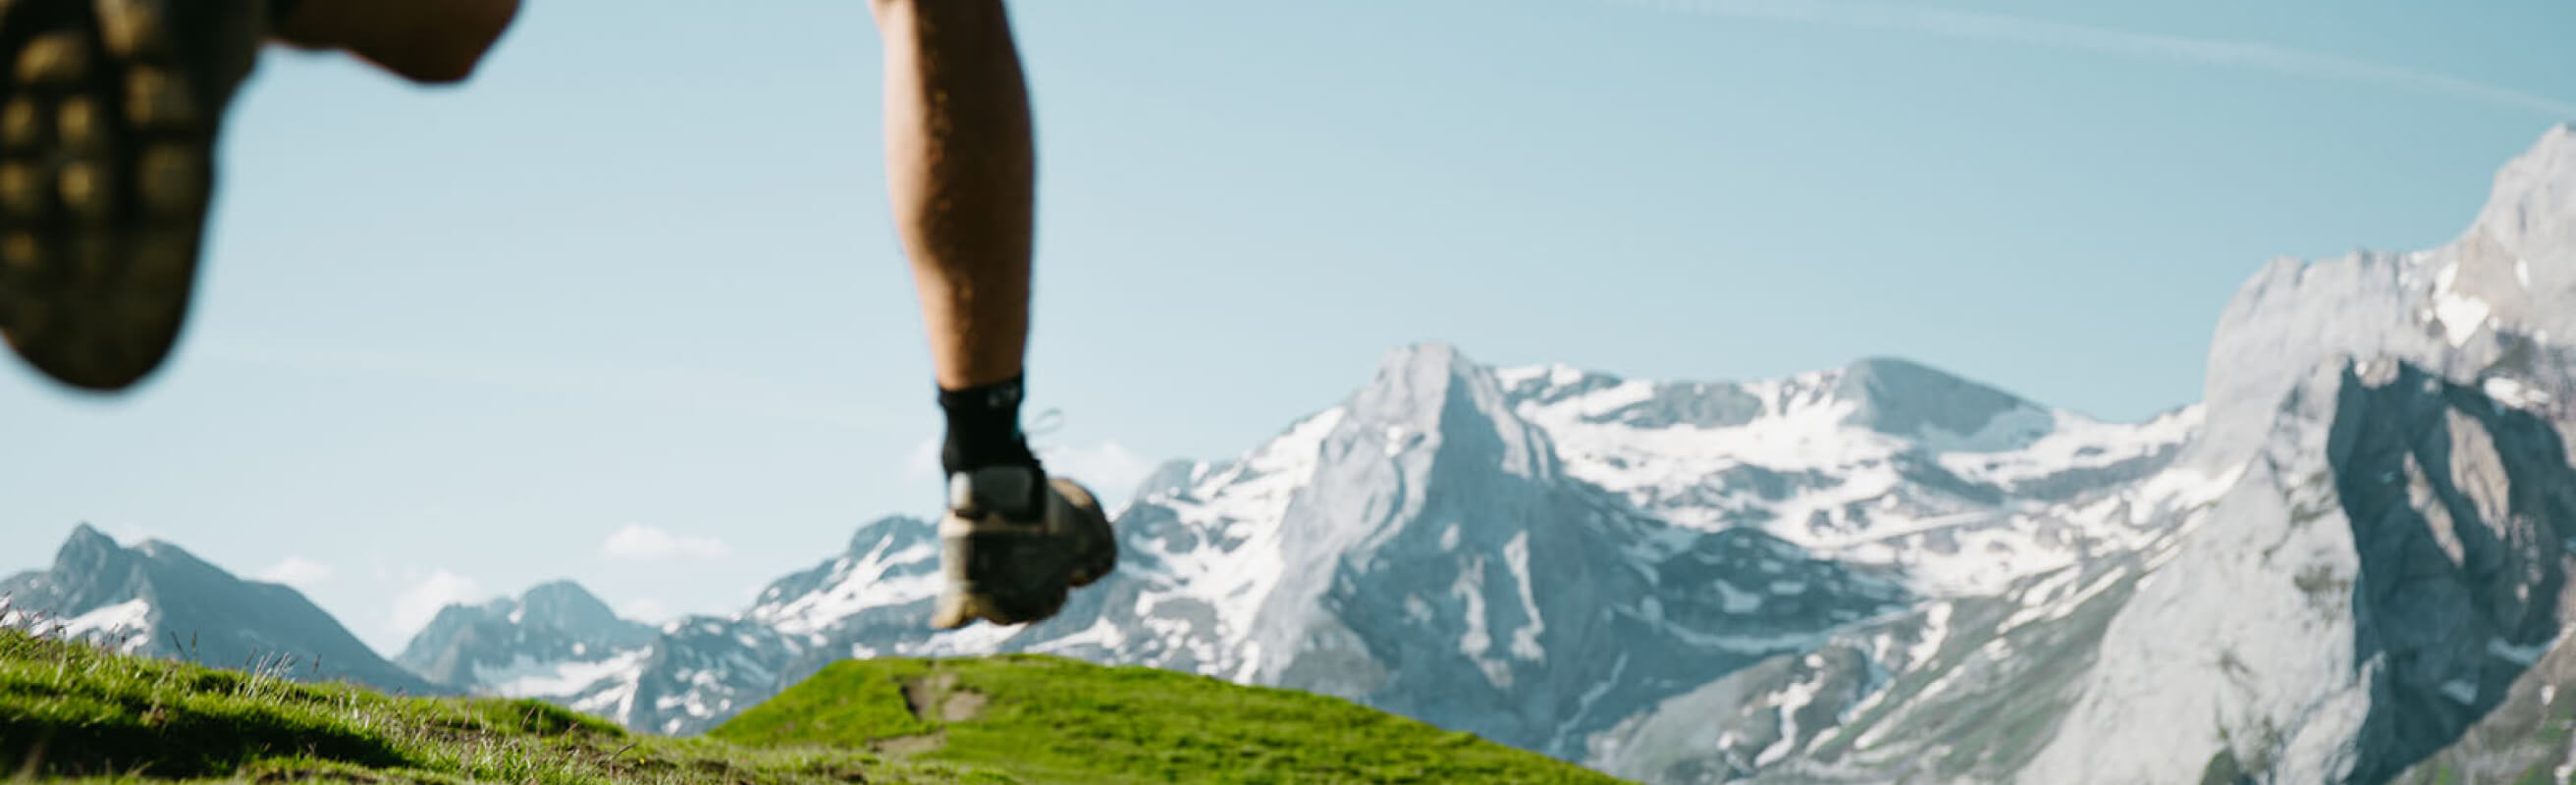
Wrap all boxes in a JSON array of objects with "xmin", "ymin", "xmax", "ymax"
[{"xmin": 1606, "ymin": 0, "xmax": 2576, "ymax": 118}]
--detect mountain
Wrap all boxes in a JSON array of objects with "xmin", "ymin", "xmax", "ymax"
[
  {"xmin": 444, "ymin": 338, "xmax": 2193, "ymax": 744},
  {"xmin": 412, "ymin": 340, "xmax": 2165, "ymax": 741},
  {"xmin": 2017, "ymin": 124, "xmax": 2576, "ymax": 785},
  {"xmin": 0, "ymin": 524, "xmax": 441, "ymax": 696},
  {"xmin": 1586, "ymin": 124, "xmax": 2576, "ymax": 784},
  {"xmin": 395, "ymin": 580, "xmax": 657, "ymax": 694},
  {"xmin": 403, "ymin": 518, "xmax": 939, "ymax": 734},
  {"xmin": 1013, "ymin": 344, "xmax": 1921, "ymax": 758}
]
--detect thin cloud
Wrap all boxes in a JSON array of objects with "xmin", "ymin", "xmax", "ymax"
[
  {"xmin": 902, "ymin": 433, "xmax": 943, "ymax": 483},
  {"xmin": 601, "ymin": 524, "xmax": 733, "ymax": 560},
  {"xmin": 1608, "ymin": 0, "xmax": 2576, "ymax": 117},
  {"xmin": 389, "ymin": 569, "xmax": 481, "ymax": 642},
  {"xmin": 617, "ymin": 598, "xmax": 674, "ymax": 624},
  {"xmin": 1039, "ymin": 440, "xmax": 1158, "ymax": 513},
  {"xmin": 255, "ymin": 556, "xmax": 337, "ymax": 591}
]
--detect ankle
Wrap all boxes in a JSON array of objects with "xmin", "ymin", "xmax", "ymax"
[
  {"xmin": 938, "ymin": 375, "xmax": 1049, "ymax": 515},
  {"xmin": 938, "ymin": 375, "xmax": 1037, "ymax": 473}
]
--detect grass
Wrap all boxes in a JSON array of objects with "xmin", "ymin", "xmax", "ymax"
[
  {"xmin": 0, "ymin": 628, "xmax": 999, "ymax": 783},
  {"xmin": 0, "ymin": 629, "xmax": 1622, "ymax": 784},
  {"xmin": 711, "ymin": 655, "xmax": 1628, "ymax": 785}
]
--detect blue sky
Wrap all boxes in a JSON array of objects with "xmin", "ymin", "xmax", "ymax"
[{"xmin": 3, "ymin": 0, "xmax": 2569, "ymax": 654}]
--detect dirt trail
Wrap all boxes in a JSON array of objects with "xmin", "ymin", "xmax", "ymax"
[{"xmin": 873, "ymin": 666, "xmax": 989, "ymax": 755}]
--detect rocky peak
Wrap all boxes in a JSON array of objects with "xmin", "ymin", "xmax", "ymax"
[
  {"xmin": 1830, "ymin": 357, "xmax": 2044, "ymax": 446},
  {"xmin": 514, "ymin": 581, "xmax": 623, "ymax": 633},
  {"xmin": 1342, "ymin": 342, "xmax": 1557, "ymax": 482},
  {"xmin": 1129, "ymin": 459, "xmax": 1205, "ymax": 503},
  {"xmin": 844, "ymin": 515, "xmax": 934, "ymax": 555},
  {"xmin": 33, "ymin": 524, "xmax": 141, "ymax": 615},
  {"xmin": 2468, "ymin": 124, "xmax": 2576, "ymax": 261}
]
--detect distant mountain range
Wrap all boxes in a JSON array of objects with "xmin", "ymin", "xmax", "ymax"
[
  {"xmin": 0, "ymin": 524, "xmax": 439, "ymax": 696},
  {"xmin": 9, "ymin": 124, "xmax": 2574, "ymax": 784}
]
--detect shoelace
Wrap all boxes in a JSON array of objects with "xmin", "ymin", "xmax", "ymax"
[
  {"xmin": 1024, "ymin": 408, "xmax": 1069, "ymax": 458},
  {"xmin": 1025, "ymin": 407, "xmax": 1065, "ymax": 440}
]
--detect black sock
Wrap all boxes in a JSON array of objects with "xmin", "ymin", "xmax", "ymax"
[{"xmin": 939, "ymin": 375, "xmax": 1041, "ymax": 476}]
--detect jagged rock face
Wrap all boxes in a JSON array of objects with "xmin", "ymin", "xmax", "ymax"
[
  {"xmin": 0, "ymin": 525, "xmax": 439, "ymax": 695},
  {"xmin": 1227, "ymin": 344, "xmax": 1907, "ymax": 756},
  {"xmin": 2021, "ymin": 361, "xmax": 2576, "ymax": 785},
  {"xmin": 2193, "ymin": 125, "xmax": 2576, "ymax": 475},
  {"xmin": 1585, "ymin": 498, "xmax": 2196, "ymax": 784},
  {"xmin": 1555, "ymin": 126, "xmax": 2576, "ymax": 785},
  {"xmin": 2007, "ymin": 126, "xmax": 2576, "ymax": 785},
  {"xmin": 2336, "ymin": 366, "xmax": 2576, "ymax": 782}
]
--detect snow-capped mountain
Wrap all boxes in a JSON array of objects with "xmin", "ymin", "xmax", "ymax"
[
  {"xmin": 396, "ymin": 580, "xmax": 657, "ymax": 695},
  {"xmin": 1589, "ymin": 124, "xmax": 2576, "ymax": 784},
  {"xmin": 1007, "ymin": 344, "xmax": 1921, "ymax": 757},
  {"xmin": 1496, "ymin": 355, "xmax": 2200, "ymax": 598},
  {"xmin": 436, "ymin": 343, "xmax": 2205, "ymax": 747},
  {"xmin": 406, "ymin": 517, "xmax": 953, "ymax": 734},
  {"xmin": 2016, "ymin": 124, "xmax": 2576, "ymax": 785},
  {"xmin": 0, "ymin": 524, "xmax": 441, "ymax": 696},
  {"xmin": 409, "ymin": 340, "xmax": 2165, "ymax": 742}
]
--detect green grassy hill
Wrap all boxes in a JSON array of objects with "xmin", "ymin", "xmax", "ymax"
[
  {"xmin": 711, "ymin": 655, "xmax": 1622, "ymax": 785},
  {"xmin": 0, "ymin": 629, "xmax": 1622, "ymax": 784},
  {"xmin": 0, "ymin": 629, "xmax": 973, "ymax": 784}
]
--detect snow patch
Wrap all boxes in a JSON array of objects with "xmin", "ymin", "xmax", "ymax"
[
  {"xmin": 1455, "ymin": 559, "xmax": 1490, "ymax": 660},
  {"xmin": 62, "ymin": 599, "xmax": 151, "ymax": 649},
  {"xmin": 2432, "ymin": 262, "xmax": 2494, "ymax": 346},
  {"xmin": 1502, "ymin": 532, "xmax": 1547, "ymax": 661},
  {"xmin": 1907, "ymin": 602, "xmax": 1953, "ymax": 667},
  {"xmin": 487, "ymin": 650, "xmax": 650, "ymax": 698},
  {"xmin": 1756, "ymin": 669, "xmax": 1827, "ymax": 766},
  {"xmin": 2484, "ymin": 377, "xmax": 2551, "ymax": 409},
  {"xmin": 751, "ymin": 540, "xmax": 940, "ymax": 635}
]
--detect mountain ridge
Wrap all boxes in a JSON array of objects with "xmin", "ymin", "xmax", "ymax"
[{"xmin": 1, "ymin": 523, "xmax": 442, "ymax": 696}]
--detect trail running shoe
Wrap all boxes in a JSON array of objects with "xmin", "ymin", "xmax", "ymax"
[
  {"xmin": 0, "ymin": 0, "xmax": 264, "ymax": 391},
  {"xmin": 932, "ymin": 465, "xmax": 1118, "ymax": 630}
]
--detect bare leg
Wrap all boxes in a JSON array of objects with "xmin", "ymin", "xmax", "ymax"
[
  {"xmin": 870, "ymin": 0, "xmax": 1036, "ymax": 392},
  {"xmin": 869, "ymin": 1, "xmax": 1109, "ymax": 632},
  {"xmin": 272, "ymin": 0, "xmax": 521, "ymax": 84}
]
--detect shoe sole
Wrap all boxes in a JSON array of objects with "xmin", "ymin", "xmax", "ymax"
[
  {"xmin": 1055, "ymin": 478, "xmax": 1116, "ymax": 589},
  {"xmin": 0, "ymin": 0, "xmax": 247, "ymax": 392}
]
